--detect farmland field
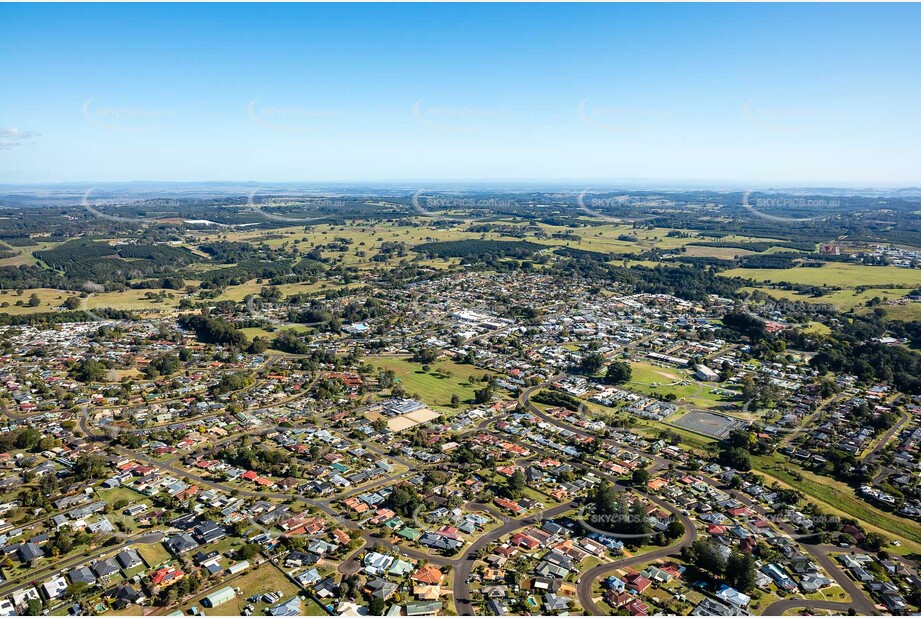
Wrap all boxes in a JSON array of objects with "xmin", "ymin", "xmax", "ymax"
[
  {"xmin": 724, "ymin": 263, "xmax": 921, "ymax": 287},
  {"xmin": 744, "ymin": 286, "xmax": 912, "ymax": 311}
]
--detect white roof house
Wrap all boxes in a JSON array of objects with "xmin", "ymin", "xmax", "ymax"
[{"xmin": 42, "ymin": 576, "xmax": 68, "ymax": 600}]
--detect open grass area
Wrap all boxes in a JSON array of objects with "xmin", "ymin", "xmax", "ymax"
[
  {"xmin": 216, "ymin": 279, "xmax": 341, "ymax": 302},
  {"xmin": 367, "ymin": 355, "xmax": 496, "ymax": 408},
  {"xmin": 624, "ymin": 361, "xmax": 736, "ymax": 409},
  {"xmin": 743, "ymin": 286, "xmax": 912, "ymax": 311},
  {"xmin": 682, "ymin": 245, "xmax": 757, "ymax": 259},
  {"xmin": 634, "ymin": 418, "xmax": 715, "ymax": 454},
  {"xmin": 138, "ymin": 543, "xmax": 172, "ymax": 569},
  {"xmin": 799, "ymin": 321, "xmax": 832, "ymax": 335},
  {"xmin": 751, "ymin": 453, "xmax": 921, "ymax": 551},
  {"xmin": 0, "ymin": 287, "xmax": 185, "ymax": 317},
  {"xmin": 85, "ymin": 289, "xmax": 182, "ymax": 313},
  {"xmin": 240, "ymin": 323, "xmax": 313, "ymax": 342},
  {"xmin": 0, "ymin": 288, "xmax": 72, "ymax": 314},
  {"xmin": 97, "ymin": 486, "xmax": 147, "ymax": 507},
  {"xmin": 877, "ymin": 302, "xmax": 921, "ymax": 321},
  {"xmin": 175, "ymin": 563, "xmax": 301, "ymax": 616},
  {"xmin": 211, "ymin": 219, "xmax": 799, "ymax": 270},
  {"xmin": 725, "ymin": 263, "xmax": 921, "ymax": 288},
  {"xmin": 0, "ymin": 252, "xmax": 38, "ymax": 267}
]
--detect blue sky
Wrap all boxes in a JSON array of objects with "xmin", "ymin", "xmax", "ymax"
[{"xmin": 1, "ymin": 3, "xmax": 919, "ymax": 186}]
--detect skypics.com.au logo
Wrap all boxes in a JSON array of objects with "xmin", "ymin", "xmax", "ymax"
[
  {"xmin": 576, "ymin": 190, "xmax": 625, "ymax": 223},
  {"xmin": 742, "ymin": 191, "xmax": 839, "ymax": 223},
  {"xmin": 410, "ymin": 190, "xmax": 517, "ymax": 218},
  {"xmin": 578, "ymin": 98, "xmax": 671, "ymax": 133},
  {"xmin": 247, "ymin": 97, "xmax": 342, "ymax": 133},
  {"xmin": 82, "ymin": 98, "xmax": 178, "ymax": 132},
  {"xmin": 247, "ymin": 189, "xmax": 346, "ymax": 224},
  {"xmin": 412, "ymin": 99, "xmax": 508, "ymax": 133}
]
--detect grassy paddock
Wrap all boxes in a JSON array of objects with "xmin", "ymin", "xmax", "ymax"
[
  {"xmin": 751, "ymin": 454, "xmax": 921, "ymax": 550},
  {"xmin": 743, "ymin": 286, "xmax": 911, "ymax": 311},
  {"xmin": 725, "ymin": 263, "xmax": 921, "ymax": 288},
  {"xmin": 176, "ymin": 563, "xmax": 300, "ymax": 616}
]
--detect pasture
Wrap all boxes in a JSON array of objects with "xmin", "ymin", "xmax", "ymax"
[{"xmin": 724, "ymin": 263, "xmax": 921, "ymax": 288}]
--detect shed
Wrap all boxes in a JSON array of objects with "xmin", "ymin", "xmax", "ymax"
[{"xmin": 202, "ymin": 586, "xmax": 236, "ymax": 608}]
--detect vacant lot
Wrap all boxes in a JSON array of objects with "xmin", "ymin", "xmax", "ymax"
[
  {"xmin": 178, "ymin": 563, "xmax": 303, "ymax": 616},
  {"xmin": 682, "ymin": 245, "xmax": 757, "ymax": 259},
  {"xmin": 138, "ymin": 543, "xmax": 171, "ymax": 569},
  {"xmin": 0, "ymin": 288, "xmax": 72, "ymax": 314}
]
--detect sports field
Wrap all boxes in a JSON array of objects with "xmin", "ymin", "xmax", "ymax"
[
  {"xmin": 367, "ymin": 355, "xmax": 496, "ymax": 408},
  {"xmin": 672, "ymin": 410, "xmax": 743, "ymax": 437},
  {"xmin": 625, "ymin": 361, "xmax": 737, "ymax": 409}
]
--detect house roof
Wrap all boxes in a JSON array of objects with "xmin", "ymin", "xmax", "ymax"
[{"xmin": 411, "ymin": 565, "xmax": 444, "ymax": 586}]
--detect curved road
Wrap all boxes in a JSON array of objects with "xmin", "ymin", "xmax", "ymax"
[
  {"xmin": 763, "ymin": 598, "xmax": 856, "ymax": 615},
  {"xmin": 453, "ymin": 501, "xmax": 577, "ymax": 615},
  {"xmin": 518, "ymin": 375, "xmax": 879, "ymax": 617},
  {"xmin": 575, "ymin": 493, "xmax": 697, "ymax": 616},
  {"xmin": 14, "ymin": 365, "xmax": 887, "ymax": 616},
  {"xmin": 450, "ymin": 377, "xmax": 695, "ymax": 616}
]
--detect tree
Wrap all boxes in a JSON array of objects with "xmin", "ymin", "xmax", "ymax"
[
  {"xmin": 378, "ymin": 369, "xmax": 396, "ymax": 390},
  {"xmin": 70, "ymin": 358, "xmax": 107, "ymax": 383},
  {"xmin": 144, "ymin": 352, "xmax": 181, "ymax": 378},
  {"xmin": 590, "ymin": 482, "xmax": 621, "ymax": 527},
  {"xmin": 63, "ymin": 296, "xmax": 81, "ymax": 310},
  {"xmin": 450, "ymin": 393, "xmax": 461, "ymax": 408},
  {"xmin": 237, "ymin": 542, "xmax": 262, "ymax": 560},
  {"xmin": 605, "ymin": 361, "xmax": 632, "ymax": 385},
  {"xmin": 65, "ymin": 582, "xmax": 89, "ymax": 600},
  {"xmin": 27, "ymin": 293, "xmax": 40, "ymax": 307},
  {"xmin": 577, "ymin": 351, "xmax": 606, "ymax": 376},
  {"xmin": 411, "ymin": 347, "xmax": 439, "ymax": 365},
  {"xmin": 272, "ymin": 329, "xmax": 310, "ymax": 354},
  {"xmin": 864, "ymin": 532, "xmax": 887, "ymax": 552},
  {"xmin": 630, "ymin": 468, "xmax": 650, "ymax": 487},
  {"xmin": 368, "ymin": 597, "xmax": 386, "ymax": 615},
  {"xmin": 474, "ymin": 383, "xmax": 494, "ymax": 404},
  {"xmin": 682, "ymin": 540, "xmax": 726, "ymax": 577},
  {"xmin": 726, "ymin": 550, "xmax": 757, "ymax": 592},
  {"xmin": 248, "ymin": 337, "xmax": 269, "ymax": 354},
  {"xmin": 659, "ymin": 429, "xmax": 681, "ymax": 445},
  {"xmin": 665, "ymin": 519, "xmax": 685, "ymax": 541},
  {"xmin": 74, "ymin": 453, "xmax": 107, "ymax": 480},
  {"xmin": 387, "ymin": 486, "xmax": 422, "ymax": 518},
  {"xmin": 718, "ymin": 446, "xmax": 752, "ymax": 471},
  {"xmin": 26, "ymin": 599, "xmax": 43, "ymax": 616},
  {"xmin": 15, "ymin": 428, "xmax": 41, "ymax": 450},
  {"xmin": 506, "ymin": 469, "xmax": 526, "ymax": 499},
  {"xmin": 626, "ymin": 500, "xmax": 651, "ymax": 542}
]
